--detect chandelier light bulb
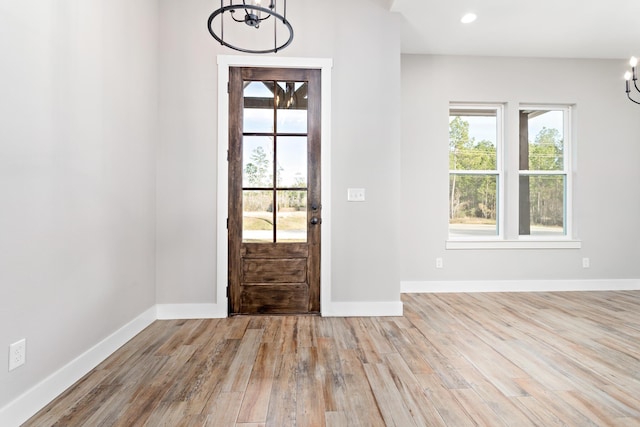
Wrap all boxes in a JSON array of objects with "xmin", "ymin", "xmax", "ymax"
[{"xmin": 624, "ymin": 62, "xmax": 640, "ymax": 104}]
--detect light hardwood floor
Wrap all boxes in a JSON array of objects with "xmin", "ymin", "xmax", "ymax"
[{"xmin": 24, "ymin": 291, "xmax": 640, "ymax": 426}]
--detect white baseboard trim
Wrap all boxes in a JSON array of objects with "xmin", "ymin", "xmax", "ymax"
[
  {"xmin": 155, "ymin": 301, "xmax": 405, "ymax": 319},
  {"xmin": 401, "ymin": 279, "xmax": 640, "ymax": 294},
  {"xmin": 156, "ymin": 303, "xmax": 228, "ymax": 319},
  {"xmin": 322, "ymin": 301, "xmax": 403, "ymax": 317},
  {"xmin": 0, "ymin": 306, "xmax": 156, "ymax": 427}
]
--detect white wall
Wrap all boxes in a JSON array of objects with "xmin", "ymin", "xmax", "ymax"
[
  {"xmin": 156, "ymin": 0, "xmax": 220, "ymax": 304},
  {"xmin": 401, "ymin": 55, "xmax": 640, "ymax": 285},
  {"xmin": 156, "ymin": 0, "xmax": 402, "ymax": 305},
  {"xmin": 0, "ymin": 0, "xmax": 158, "ymax": 410}
]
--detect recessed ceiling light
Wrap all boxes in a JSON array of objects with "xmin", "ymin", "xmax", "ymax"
[{"xmin": 461, "ymin": 13, "xmax": 477, "ymax": 24}]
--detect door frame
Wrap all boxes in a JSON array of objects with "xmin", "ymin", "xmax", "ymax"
[{"xmin": 216, "ymin": 55, "xmax": 333, "ymax": 316}]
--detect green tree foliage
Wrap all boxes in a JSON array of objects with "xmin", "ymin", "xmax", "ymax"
[
  {"xmin": 244, "ymin": 146, "xmax": 272, "ymax": 212},
  {"xmin": 448, "ymin": 116, "xmax": 565, "ymax": 229},
  {"xmin": 526, "ymin": 127, "xmax": 564, "ymax": 228},
  {"xmin": 243, "ymin": 145, "xmax": 306, "ymax": 213},
  {"xmin": 280, "ymin": 174, "xmax": 307, "ymax": 211},
  {"xmin": 245, "ymin": 146, "xmax": 270, "ymax": 187},
  {"xmin": 529, "ymin": 127, "xmax": 563, "ymax": 170}
]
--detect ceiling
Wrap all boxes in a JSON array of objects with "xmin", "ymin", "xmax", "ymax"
[{"xmin": 390, "ymin": 0, "xmax": 640, "ymax": 59}]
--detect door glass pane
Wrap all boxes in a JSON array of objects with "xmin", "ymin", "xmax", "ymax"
[
  {"xmin": 519, "ymin": 175, "xmax": 565, "ymax": 236},
  {"xmin": 243, "ymin": 136, "xmax": 273, "ymax": 187},
  {"xmin": 243, "ymin": 190, "xmax": 274, "ymax": 243},
  {"xmin": 276, "ymin": 190, "xmax": 307, "ymax": 242},
  {"xmin": 520, "ymin": 109, "xmax": 564, "ymax": 171},
  {"xmin": 276, "ymin": 137, "xmax": 307, "ymax": 187},
  {"xmin": 244, "ymin": 81, "xmax": 274, "ymax": 133},
  {"xmin": 449, "ymin": 174, "xmax": 498, "ymax": 237},
  {"xmin": 277, "ymin": 81, "xmax": 307, "ymax": 133}
]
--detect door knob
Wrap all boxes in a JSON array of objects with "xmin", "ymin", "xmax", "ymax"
[
  {"xmin": 310, "ymin": 217, "xmax": 322, "ymax": 225},
  {"xmin": 311, "ymin": 203, "xmax": 321, "ymax": 211}
]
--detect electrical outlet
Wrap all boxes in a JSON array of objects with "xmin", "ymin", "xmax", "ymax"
[
  {"xmin": 9, "ymin": 339, "xmax": 26, "ymax": 371},
  {"xmin": 582, "ymin": 257, "xmax": 590, "ymax": 268},
  {"xmin": 436, "ymin": 257, "xmax": 443, "ymax": 269}
]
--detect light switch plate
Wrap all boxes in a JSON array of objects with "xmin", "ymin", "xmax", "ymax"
[{"xmin": 347, "ymin": 188, "xmax": 365, "ymax": 202}]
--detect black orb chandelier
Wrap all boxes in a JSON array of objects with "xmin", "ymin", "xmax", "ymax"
[
  {"xmin": 207, "ymin": 0, "xmax": 293, "ymax": 54},
  {"xmin": 624, "ymin": 56, "xmax": 640, "ymax": 105}
]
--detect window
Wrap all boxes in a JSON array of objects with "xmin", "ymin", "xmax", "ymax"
[
  {"xmin": 519, "ymin": 106, "xmax": 570, "ymax": 237},
  {"xmin": 449, "ymin": 105, "xmax": 502, "ymax": 237},
  {"xmin": 448, "ymin": 103, "xmax": 577, "ymax": 248}
]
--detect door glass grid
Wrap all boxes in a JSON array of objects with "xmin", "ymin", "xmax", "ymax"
[{"xmin": 242, "ymin": 80, "xmax": 309, "ymax": 243}]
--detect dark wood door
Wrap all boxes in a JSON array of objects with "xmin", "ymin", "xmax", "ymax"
[{"xmin": 228, "ymin": 67, "xmax": 321, "ymax": 315}]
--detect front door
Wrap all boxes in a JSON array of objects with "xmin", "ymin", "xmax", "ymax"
[{"xmin": 228, "ymin": 67, "xmax": 321, "ymax": 315}]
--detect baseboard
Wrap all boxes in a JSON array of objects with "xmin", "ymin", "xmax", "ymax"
[
  {"xmin": 322, "ymin": 300, "xmax": 403, "ymax": 317},
  {"xmin": 401, "ymin": 279, "xmax": 640, "ymax": 293},
  {"xmin": 156, "ymin": 302, "xmax": 403, "ymax": 318},
  {"xmin": 156, "ymin": 303, "xmax": 228, "ymax": 319},
  {"xmin": 0, "ymin": 306, "xmax": 156, "ymax": 427}
]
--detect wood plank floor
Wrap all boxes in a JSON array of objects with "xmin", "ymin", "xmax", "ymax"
[{"xmin": 24, "ymin": 291, "xmax": 640, "ymax": 426}]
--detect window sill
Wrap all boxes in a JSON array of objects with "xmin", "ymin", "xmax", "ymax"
[{"xmin": 445, "ymin": 239, "xmax": 582, "ymax": 250}]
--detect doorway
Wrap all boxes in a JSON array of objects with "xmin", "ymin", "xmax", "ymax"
[{"xmin": 228, "ymin": 67, "xmax": 321, "ymax": 315}]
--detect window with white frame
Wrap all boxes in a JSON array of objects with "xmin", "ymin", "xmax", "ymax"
[
  {"xmin": 449, "ymin": 103, "xmax": 574, "ymax": 244},
  {"xmin": 449, "ymin": 105, "xmax": 503, "ymax": 238},
  {"xmin": 518, "ymin": 106, "xmax": 571, "ymax": 237}
]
